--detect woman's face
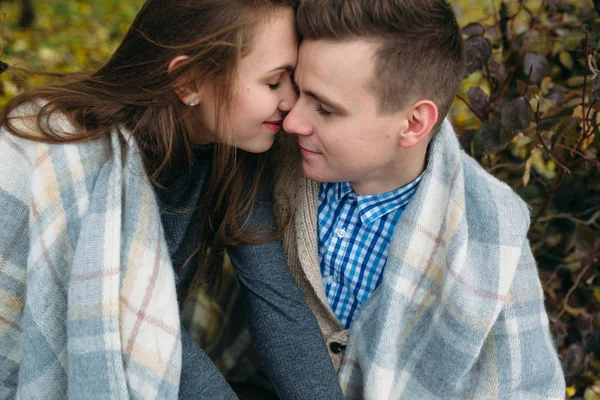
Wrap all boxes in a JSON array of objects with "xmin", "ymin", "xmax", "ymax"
[{"xmin": 198, "ymin": 9, "xmax": 299, "ymax": 153}]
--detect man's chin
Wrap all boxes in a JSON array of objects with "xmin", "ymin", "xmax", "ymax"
[{"xmin": 301, "ymin": 161, "xmax": 328, "ymax": 183}]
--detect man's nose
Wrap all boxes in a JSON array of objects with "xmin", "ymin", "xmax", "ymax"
[{"xmin": 283, "ymin": 102, "xmax": 312, "ymax": 136}]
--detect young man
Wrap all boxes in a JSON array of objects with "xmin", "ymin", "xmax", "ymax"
[{"xmin": 273, "ymin": 0, "xmax": 566, "ymax": 398}]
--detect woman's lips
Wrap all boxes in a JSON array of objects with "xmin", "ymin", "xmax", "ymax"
[{"xmin": 263, "ymin": 120, "xmax": 283, "ymax": 132}]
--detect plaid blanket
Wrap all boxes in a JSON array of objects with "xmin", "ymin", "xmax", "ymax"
[
  {"xmin": 275, "ymin": 119, "xmax": 566, "ymax": 399},
  {"xmin": 0, "ymin": 109, "xmax": 181, "ymax": 399}
]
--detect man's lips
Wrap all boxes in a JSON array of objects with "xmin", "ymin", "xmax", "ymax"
[
  {"xmin": 299, "ymin": 145, "xmax": 321, "ymax": 157},
  {"xmin": 263, "ymin": 120, "xmax": 284, "ymax": 132}
]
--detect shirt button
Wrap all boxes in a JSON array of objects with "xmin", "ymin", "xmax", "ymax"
[
  {"xmin": 335, "ymin": 228, "xmax": 347, "ymax": 239},
  {"xmin": 329, "ymin": 342, "xmax": 346, "ymax": 354},
  {"xmin": 323, "ymin": 275, "xmax": 334, "ymax": 285}
]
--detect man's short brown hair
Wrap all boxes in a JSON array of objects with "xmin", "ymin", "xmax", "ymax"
[{"xmin": 297, "ymin": 0, "xmax": 465, "ymax": 125}]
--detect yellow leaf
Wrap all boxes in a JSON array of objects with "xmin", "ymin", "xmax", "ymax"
[
  {"xmin": 39, "ymin": 48, "xmax": 60, "ymax": 65},
  {"xmin": 559, "ymin": 52, "xmax": 574, "ymax": 70},
  {"xmin": 2, "ymin": 81, "xmax": 19, "ymax": 98},
  {"xmin": 594, "ymin": 289, "xmax": 600, "ymax": 304},
  {"xmin": 511, "ymin": 134, "xmax": 534, "ymax": 159},
  {"xmin": 586, "ymin": 274, "xmax": 596, "ymax": 285},
  {"xmin": 455, "ymin": 113, "xmax": 468, "ymax": 125},
  {"xmin": 532, "ymin": 148, "xmax": 556, "ymax": 180},
  {"xmin": 567, "ymin": 386, "xmax": 577, "ymax": 398},
  {"xmin": 530, "ymin": 96, "xmax": 551, "ymax": 114},
  {"xmin": 12, "ymin": 39, "xmax": 29, "ymax": 52},
  {"xmin": 79, "ymin": 3, "xmax": 92, "ymax": 16},
  {"xmin": 582, "ymin": 134, "xmax": 596, "ymax": 150},
  {"xmin": 585, "ymin": 382, "xmax": 600, "ymax": 400},
  {"xmin": 541, "ymin": 77, "xmax": 553, "ymax": 95},
  {"xmin": 523, "ymin": 151, "xmax": 534, "ymax": 187},
  {"xmin": 551, "ymin": 41, "xmax": 564, "ymax": 56},
  {"xmin": 564, "ymin": 304, "xmax": 586, "ymax": 316}
]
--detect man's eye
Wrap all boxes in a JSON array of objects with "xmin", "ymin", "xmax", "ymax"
[
  {"xmin": 316, "ymin": 104, "xmax": 332, "ymax": 116},
  {"xmin": 268, "ymin": 82, "xmax": 282, "ymax": 90}
]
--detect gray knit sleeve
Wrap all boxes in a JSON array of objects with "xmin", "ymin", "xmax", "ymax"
[
  {"xmin": 178, "ymin": 327, "xmax": 238, "ymax": 400},
  {"xmin": 227, "ymin": 198, "xmax": 345, "ymax": 400}
]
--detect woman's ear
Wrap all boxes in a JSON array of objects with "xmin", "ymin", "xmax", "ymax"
[
  {"xmin": 397, "ymin": 100, "xmax": 438, "ymax": 148},
  {"xmin": 168, "ymin": 55, "xmax": 200, "ymax": 106}
]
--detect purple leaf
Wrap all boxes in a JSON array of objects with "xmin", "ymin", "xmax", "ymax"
[
  {"xmin": 471, "ymin": 118, "xmax": 509, "ymax": 156},
  {"xmin": 465, "ymin": 36, "xmax": 493, "ymax": 74},
  {"xmin": 467, "ymin": 86, "xmax": 489, "ymax": 119},
  {"xmin": 488, "ymin": 60, "xmax": 507, "ymax": 84},
  {"xmin": 565, "ymin": 342, "xmax": 585, "ymax": 378},
  {"xmin": 500, "ymin": 96, "xmax": 533, "ymax": 137},
  {"xmin": 592, "ymin": 75, "xmax": 600, "ymax": 111},
  {"xmin": 575, "ymin": 225, "xmax": 600, "ymax": 267},
  {"xmin": 523, "ymin": 52, "xmax": 549, "ymax": 84},
  {"xmin": 462, "ymin": 22, "xmax": 485, "ymax": 36},
  {"xmin": 545, "ymin": 84, "xmax": 567, "ymax": 103}
]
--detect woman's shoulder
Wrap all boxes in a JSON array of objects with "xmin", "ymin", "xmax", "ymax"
[
  {"xmin": 2, "ymin": 101, "xmax": 115, "ymax": 168},
  {"xmin": 1, "ymin": 102, "xmax": 120, "ymax": 206}
]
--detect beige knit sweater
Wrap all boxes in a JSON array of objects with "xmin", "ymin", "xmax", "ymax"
[{"xmin": 272, "ymin": 136, "xmax": 348, "ymax": 370}]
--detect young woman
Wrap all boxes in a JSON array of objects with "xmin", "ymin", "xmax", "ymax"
[{"xmin": 0, "ymin": 0, "xmax": 344, "ymax": 399}]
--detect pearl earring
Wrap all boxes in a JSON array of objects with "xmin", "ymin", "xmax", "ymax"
[{"xmin": 188, "ymin": 99, "xmax": 196, "ymax": 106}]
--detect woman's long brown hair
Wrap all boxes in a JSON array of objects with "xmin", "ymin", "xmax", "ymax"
[{"xmin": 1, "ymin": 0, "xmax": 296, "ymax": 300}]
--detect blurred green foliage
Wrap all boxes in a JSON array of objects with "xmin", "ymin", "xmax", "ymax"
[
  {"xmin": 1, "ymin": 0, "xmax": 599, "ymax": 398},
  {"xmin": 0, "ymin": 0, "xmax": 143, "ymax": 105}
]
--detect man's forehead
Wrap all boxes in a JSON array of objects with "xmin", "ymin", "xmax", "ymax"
[{"xmin": 295, "ymin": 39, "xmax": 377, "ymax": 97}]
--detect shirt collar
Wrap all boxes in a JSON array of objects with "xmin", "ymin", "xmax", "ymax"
[
  {"xmin": 332, "ymin": 173, "xmax": 424, "ymax": 225},
  {"xmin": 335, "ymin": 181, "xmax": 355, "ymax": 201}
]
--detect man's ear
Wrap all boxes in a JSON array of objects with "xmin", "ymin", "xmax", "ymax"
[
  {"xmin": 397, "ymin": 100, "xmax": 438, "ymax": 148},
  {"xmin": 168, "ymin": 55, "xmax": 201, "ymax": 106}
]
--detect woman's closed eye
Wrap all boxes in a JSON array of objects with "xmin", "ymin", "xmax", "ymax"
[{"xmin": 267, "ymin": 71, "xmax": 290, "ymax": 90}]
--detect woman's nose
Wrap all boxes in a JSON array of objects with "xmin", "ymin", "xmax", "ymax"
[{"xmin": 278, "ymin": 81, "xmax": 299, "ymax": 113}]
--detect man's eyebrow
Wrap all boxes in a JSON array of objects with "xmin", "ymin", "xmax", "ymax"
[
  {"xmin": 303, "ymin": 89, "xmax": 349, "ymax": 115},
  {"xmin": 293, "ymin": 70, "xmax": 349, "ymax": 115}
]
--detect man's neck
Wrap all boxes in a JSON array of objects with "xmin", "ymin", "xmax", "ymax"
[{"xmin": 350, "ymin": 146, "xmax": 428, "ymax": 196}]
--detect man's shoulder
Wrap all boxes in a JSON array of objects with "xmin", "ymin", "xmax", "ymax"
[
  {"xmin": 429, "ymin": 119, "xmax": 530, "ymax": 235},
  {"xmin": 460, "ymin": 152, "xmax": 531, "ymax": 239}
]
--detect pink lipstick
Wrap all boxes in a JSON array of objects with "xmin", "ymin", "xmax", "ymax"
[{"xmin": 263, "ymin": 120, "xmax": 283, "ymax": 133}]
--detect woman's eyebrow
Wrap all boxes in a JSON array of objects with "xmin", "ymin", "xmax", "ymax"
[{"xmin": 266, "ymin": 64, "xmax": 294, "ymax": 73}]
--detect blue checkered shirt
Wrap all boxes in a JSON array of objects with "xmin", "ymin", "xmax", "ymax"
[{"xmin": 318, "ymin": 175, "xmax": 422, "ymax": 328}]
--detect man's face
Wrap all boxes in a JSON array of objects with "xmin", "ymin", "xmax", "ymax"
[{"xmin": 283, "ymin": 39, "xmax": 409, "ymax": 195}]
